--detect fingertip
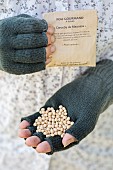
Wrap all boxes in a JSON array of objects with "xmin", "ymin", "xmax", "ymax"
[
  {"xmin": 47, "ymin": 25, "xmax": 55, "ymax": 34},
  {"xmin": 36, "ymin": 141, "xmax": 51, "ymax": 153},
  {"xmin": 25, "ymin": 136, "xmax": 41, "ymax": 147},
  {"xmin": 46, "ymin": 58, "xmax": 52, "ymax": 65},
  {"xmin": 19, "ymin": 120, "xmax": 30, "ymax": 129},
  {"xmin": 62, "ymin": 133, "xmax": 78, "ymax": 147},
  {"xmin": 18, "ymin": 129, "xmax": 31, "ymax": 138}
]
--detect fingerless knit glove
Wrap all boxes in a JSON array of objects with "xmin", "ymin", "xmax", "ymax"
[
  {"xmin": 0, "ymin": 14, "xmax": 48, "ymax": 74},
  {"xmin": 21, "ymin": 59, "xmax": 113, "ymax": 154}
]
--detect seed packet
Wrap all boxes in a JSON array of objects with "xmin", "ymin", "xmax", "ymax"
[{"xmin": 43, "ymin": 10, "xmax": 98, "ymax": 67}]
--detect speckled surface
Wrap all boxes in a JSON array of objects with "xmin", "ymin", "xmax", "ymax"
[{"xmin": 0, "ymin": 0, "xmax": 113, "ymax": 170}]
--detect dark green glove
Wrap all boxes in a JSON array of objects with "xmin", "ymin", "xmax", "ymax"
[
  {"xmin": 21, "ymin": 59, "xmax": 113, "ymax": 154},
  {"xmin": 0, "ymin": 14, "xmax": 48, "ymax": 75}
]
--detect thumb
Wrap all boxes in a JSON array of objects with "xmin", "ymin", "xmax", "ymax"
[
  {"xmin": 62, "ymin": 133, "xmax": 78, "ymax": 147},
  {"xmin": 65, "ymin": 115, "xmax": 96, "ymax": 144}
]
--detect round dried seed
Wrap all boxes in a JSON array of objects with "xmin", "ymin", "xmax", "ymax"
[
  {"xmin": 59, "ymin": 105, "xmax": 63, "ymax": 109},
  {"xmin": 71, "ymin": 122, "xmax": 74, "ymax": 125}
]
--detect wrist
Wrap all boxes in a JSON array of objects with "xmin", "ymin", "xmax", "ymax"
[{"xmin": 83, "ymin": 59, "xmax": 113, "ymax": 93}]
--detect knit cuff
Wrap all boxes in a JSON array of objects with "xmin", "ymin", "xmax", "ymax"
[{"xmin": 83, "ymin": 59, "xmax": 113, "ymax": 93}]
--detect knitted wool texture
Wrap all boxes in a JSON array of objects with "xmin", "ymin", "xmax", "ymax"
[
  {"xmin": 21, "ymin": 59, "xmax": 113, "ymax": 155},
  {"xmin": 0, "ymin": 14, "xmax": 48, "ymax": 75}
]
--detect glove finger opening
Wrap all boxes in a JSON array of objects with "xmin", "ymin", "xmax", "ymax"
[
  {"xmin": 45, "ymin": 135, "xmax": 63, "ymax": 155},
  {"xmin": 27, "ymin": 126, "xmax": 37, "ymax": 135},
  {"xmin": 21, "ymin": 112, "xmax": 41, "ymax": 125},
  {"xmin": 32, "ymin": 132, "xmax": 45, "ymax": 142}
]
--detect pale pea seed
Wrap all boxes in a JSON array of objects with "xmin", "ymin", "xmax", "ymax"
[
  {"xmin": 52, "ymin": 112, "xmax": 56, "ymax": 116},
  {"xmin": 51, "ymin": 134, "xmax": 54, "ymax": 137},
  {"xmin": 61, "ymin": 134, "xmax": 63, "ymax": 138},
  {"xmin": 38, "ymin": 129, "xmax": 41, "ymax": 132},
  {"xmin": 46, "ymin": 135, "xmax": 50, "ymax": 137},
  {"xmin": 40, "ymin": 125, "xmax": 43, "ymax": 129},
  {"xmin": 52, "ymin": 118, "xmax": 55, "ymax": 122},
  {"xmin": 63, "ymin": 120, "xmax": 67, "ymax": 124},
  {"xmin": 44, "ymin": 124, "xmax": 47, "ymax": 128},
  {"xmin": 58, "ymin": 125, "xmax": 62, "ymax": 128},
  {"xmin": 59, "ymin": 105, "xmax": 63, "ymax": 109},
  {"xmin": 41, "ymin": 108, "xmax": 45, "ymax": 111},
  {"xmin": 67, "ymin": 117, "xmax": 70, "ymax": 121},
  {"xmin": 67, "ymin": 121, "xmax": 71, "ymax": 125},
  {"xmin": 63, "ymin": 125, "xmax": 66, "ymax": 129},
  {"xmin": 35, "ymin": 119, "xmax": 38, "ymax": 122},
  {"xmin": 57, "ymin": 127, "xmax": 61, "ymax": 131},
  {"xmin": 51, "ymin": 125, "xmax": 55, "ymax": 128},
  {"xmin": 49, "ymin": 117, "xmax": 52, "ymax": 121},
  {"xmin": 50, "ymin": 129, "xmax": 54, "ymax": 134},
  {"xmin": 54, "ymin": 132, "xmax": 58, "ymax": 135},
  {"xmin": 52, "ymin": 121, "xmax": 55, "ymax": 125},
  {"xmin": 61, "ymin": 133, "xmax": 65, "ymax": 138},
  {"xmin": 46, "ymin": 117, "xmax": 49, "ymax": 121},
  {"xmin": 42, "ymin": 114, "xmax": 46, "ymax": 117},
  {"xmin": 48, "ymin": 125, "xmax": 52, "ymax": 128},
  {"xmin": 52, "ymin": 115, "xmax": 55, "ymax": 118},
  {"xmin": 58, "ymin": 112, "xmax": 61, "ymax": 116},
  {"xmin": 42, "ymin": 117, "xmax": 45, "ymax": 120},
  {"xmin": 46, "ymin": 127, "xmax": 50, "ymax": 131},
  {"xmin": 59, "ymin": 108, "xmax": 63, "ymax": 112},
  {"xmin": 67, "ymin": 125, "xmax": 71, "ymax": 129},
  {"xmin": 58, "ymin": 131, "xmax": 62, "ymax": 135},
  {"xmin": 37, "ymin": 126, "xmax": 41, "ymax": 129},
  {"xmin": 60, "ymin": 128, "xmax": 64, "ymax": 131},
  {"xmin": 45, "ymin": 110, "xmax": 49, "ymax": 114},
  {"xmin": 38, "ymin": 119, "xmax": 42, "ymax": 122},
  {"xmin": 41, "ymin": 129, "xmax": 44, "ymax": 133},
  {"xmin": 54, "ymin": 118, "xmax": 57, "ymax": 122},
  {"xmin": 55, "ymin": 122, "xmax": 59, "ymax": 126},
  {"xmin": 46, "ymin": 131, "xmax": 50, "ymax": 135},
  {"xmin": 47, "ymin": 107, "xmax": 51, "ymax": 111},
  {"xmin": 59, "ymin": 122, "xmax": 62, "ymax": 125},
  {"xmin": 48, "ymin": 122, "xmax": 52, "ymax": 125},
  {"xmin": 48, "ymin": 112, "xmax": 52, "ymax": 116},
  {"xmin": 63, "ymin": 116, "xmax": 67, "ymax": 119},
  {"xmin": 56, "ymin": 115, "xmax": 59, "ymax": 118},
  {"xmin": 54, "ymin": 128, "xmax": 57, "ymax": 132},
  {"xmin": 44, "ymin": 132, "xmax": 47, "ymax": 135},
  {"xmin": 56, "ymin": 110, "xmax": 59, "ymax": 113},
  {"xmin": 71, "ymin": 122, "xmax": 74, "ymax": 125},
  {"xmin": 52, "ymin": 108, "xmax": 55, "ymax": 111},
  {"xmin": 62, "ymin": 107, "xmax": 66, "ymax": 110},
  {"xmin": 41, "ymin": 110, "xmax": 45, "ymax": 114},
  {"xmin": 44, "ymin": 120, "xmax": 47, "ymax": 124},
  {"xmin": 33, "ymin": 123, "xmax": 37, "ymax": 126}
]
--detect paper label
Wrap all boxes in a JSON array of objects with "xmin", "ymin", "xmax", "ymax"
[{"xmin": 43, "ymin": 10, "xmax": 98, "ymax": 67}]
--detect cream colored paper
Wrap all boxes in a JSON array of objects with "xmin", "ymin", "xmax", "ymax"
[{"xmin": 43, "ymin": 10, "xmax": 98, "ymax": 67}]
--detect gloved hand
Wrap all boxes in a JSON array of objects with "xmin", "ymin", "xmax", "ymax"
[
  {"xmin": 0, "ymin": 14, "xmax": 52, "ymax": 74},
  {"xmin": 20, "ymin": 59, "xmax": 113, "ymax": 154}
]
